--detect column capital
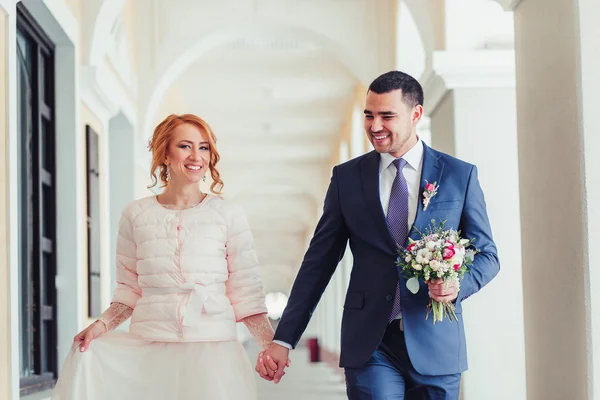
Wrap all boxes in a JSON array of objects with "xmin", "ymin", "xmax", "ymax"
[
  {"xmin": 80, "ymin": 64, "xmax": 137, "ymax": 125},
  {"xmin": 80, "ymin": 65, "xmax": 120, "ymax": 123},
  {"xmin": 421, "ymin": 50, "xmax": 515, "ymax": 115}
]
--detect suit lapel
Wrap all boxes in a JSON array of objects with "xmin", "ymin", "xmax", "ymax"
[
  {"xmin": 360, "ymin": 151, "xmax": 398, "ymax": 252},
  {"xmin": 408, "ymin": 144, "xmax": 445, "ymax": 243}
]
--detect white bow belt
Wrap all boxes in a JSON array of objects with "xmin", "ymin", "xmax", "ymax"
[{"xmin": 142, "ymin": 282, "xmax": 226, "ymax": 326}]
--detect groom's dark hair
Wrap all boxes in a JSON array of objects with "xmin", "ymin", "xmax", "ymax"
[{"xmin": 368, "ymin": 71, "xmax": 424, "ymax": 108}]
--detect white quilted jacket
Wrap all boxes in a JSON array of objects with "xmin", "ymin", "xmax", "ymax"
[{"xmin": 113, "ymin": 194, "xmax": 267, "ymax": 342}]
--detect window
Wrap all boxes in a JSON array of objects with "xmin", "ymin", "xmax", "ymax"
[
  {"xmin": 17, "ymin": 3, "xmax": 58, "ymax": 395},
  {"xmin": 86, "ymin": 125, "xmax": 101, "ymax": 318}
]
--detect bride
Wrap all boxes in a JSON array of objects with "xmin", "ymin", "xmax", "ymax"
[{"xmin": 52, "ymin": 114, "xmax": 285, "ymax": 400}]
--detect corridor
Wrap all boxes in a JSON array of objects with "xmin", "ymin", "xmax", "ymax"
[{"xmin": 3, "ymin": 0, "xmax": 600, "ymax": 399}]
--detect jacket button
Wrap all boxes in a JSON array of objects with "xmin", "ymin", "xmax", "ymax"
[{"xmin": 385, "ymin": 294, "xmax": 393, "ymax": 302}]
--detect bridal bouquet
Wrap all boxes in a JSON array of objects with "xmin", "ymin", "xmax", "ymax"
[{"xmin": 396, "ymin": 220, "xmax": 478, "ymax": 324}]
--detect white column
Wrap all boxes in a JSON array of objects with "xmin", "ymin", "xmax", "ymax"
[
  {"xmin": 333, "ymin": 263, "xmax": 344, "ymax": 354},
  {"xmin": 350, "ymin": 104, "xmax": 364, "ymax": 159},
  {"xmin": 326, "ymin": 273, "xmax": 336, "ymax": 353},
  {"xmin": 311, "ymin": 295, "xmax": 325, "ymax": 345},
  {"xmin": 303, "ymin": 206, "xmax": 326, "ymax": 346},
  {"xmin": 332, "ymin": 141, "xmax": 351, "ymax": 354},
  {"xmin": 108, "ymin": 114, "xmax": 136, "ymax": 295},
  {"xmin": 322, "ymin": 268, "xmax": 342, "ymax": 354},
  {"xmin": 343, "ymin": 243, "xmax": 353, "ymax": 292},
  {"xmin": 328, "ymin": 283, "xmax": 337, "ymax": 353},
  {"xmin": 322, "ymin": 284, "xmax": 333, "ymax": 352},
  {"xmin": 303, "ymin": 226, "xmax": 320, "ymax": 339},
  {"xmin": 424, "ymin": 51, "xmax": 526, "ymax": 400},
  {"xmin": 417, "ymin": 116, "xmax": 431, "ymax": 146},
  {"xmin": 1, "ymin": 2, "xmax": 19, "ymax": 399},
  {"xmin": 511, "ymin": 0, "xmax": 599, "ymax": 398},
  {"xmin": 578, "ymin": 0, "xmax": 600, "ymax": 395},
  {"xmin": 338, "ymin": 248, "xmax": 354, "ymax": 354}
]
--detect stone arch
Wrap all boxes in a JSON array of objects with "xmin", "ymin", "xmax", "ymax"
[
  {"xmin": 87, "ymin": 0, "xmax": 125, "ymax": 66},
  {"xmin": 403, "ymin": 0, "xmax": 437, "ymax": 57},
  {"xmin": 142, "ymin": 17, "xmax": 367, "ymax": 138}
]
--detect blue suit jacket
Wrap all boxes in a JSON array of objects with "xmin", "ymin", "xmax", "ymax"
[{"xmin": 273, "ymin": 144, "xmax": 500, "ymax": 375}]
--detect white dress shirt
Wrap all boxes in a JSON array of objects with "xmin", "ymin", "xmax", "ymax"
[
  {"xmin": 379, "ymin": 139, "xmax": 423, "ymax": 231},
  {"xmin": 380, "ymin": 140, "xmax": 424, "ymax": 320},
  {"xmin": 274, "ymin": 140, "xmax": 424, "ymax": 349}
]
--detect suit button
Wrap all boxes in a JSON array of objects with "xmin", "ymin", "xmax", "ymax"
[{"xmin": 385, "ymin": 294, "xmax": 393, "ymax": 302}]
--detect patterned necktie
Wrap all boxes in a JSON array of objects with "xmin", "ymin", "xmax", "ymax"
[{"xmin": 387, "ymin": 158, "xmax": 409, "ymax": 322}]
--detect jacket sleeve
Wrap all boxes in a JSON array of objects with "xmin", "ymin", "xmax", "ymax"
[
  {"xmin": 273, "ymin": 167, "xmax": 349, "ymax": 348},
  {"xmin": 224, "ymin": 202, "xmax": 268, "ymax": 322},
  {"xmin": 97, "ymin": 302, "xmax": 134, "ymax": 331},
  {"xmin": 111, "ymin": 209, "xmax": 142, "ymax": 308},
  {"xmin": 456, "ymin": 165, "xmax": 500, "ymax": 304}
]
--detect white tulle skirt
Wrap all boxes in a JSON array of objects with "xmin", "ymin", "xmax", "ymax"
[{"xmin": 51, "ymin": 330, "xmax": 257, "ymax": 400}]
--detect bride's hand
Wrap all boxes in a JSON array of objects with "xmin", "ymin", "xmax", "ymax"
[
  {"xmin": 255, "ymin": 351, "xmax": 274, "ymax": 381},
  {"xmin": 73, "ymin": 321, "xmax": 107, "ymax": 352},
  {"xmin": 255, "ymin": 350, "xmax": 291, "ymax": 381}
]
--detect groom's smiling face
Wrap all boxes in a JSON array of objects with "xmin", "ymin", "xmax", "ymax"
[{"xmin": 364, "ymin": 89, "xmax": 422, "ymax": 158}]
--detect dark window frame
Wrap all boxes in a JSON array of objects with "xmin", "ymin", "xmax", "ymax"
[{"xmin": 17, "ymin": 3, "xmax": 58, "ymax": 395}]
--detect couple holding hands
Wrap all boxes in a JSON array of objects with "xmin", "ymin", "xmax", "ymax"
[{"xmin": 52, "ymin": 71, "xmax": 498, "ymax": 400}]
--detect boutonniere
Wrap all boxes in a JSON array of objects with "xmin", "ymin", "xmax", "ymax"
[{"xmin": 422, "ymin": 180, "xmax": 439, "ymax": 211}]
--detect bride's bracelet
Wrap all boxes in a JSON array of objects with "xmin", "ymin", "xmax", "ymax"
[{"xmin": 97, "ymin": 302, "xmax": 134, "ymax": 332}]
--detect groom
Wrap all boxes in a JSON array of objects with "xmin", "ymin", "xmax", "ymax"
[{"xmin": 259, "ymin": 71, "xmax": 500, "ymax": 399}]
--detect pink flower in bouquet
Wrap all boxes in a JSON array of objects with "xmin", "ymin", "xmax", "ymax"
[
  {"xmin": 425, "ymin": 182, "xmax": 435, "ymax": 192},
  {"xmin": 453, "ymin": 264, "xmax": 460, "ymax": 271},
  {"xmin": 443, "ymin": 247, "xmax": 455, "ymax": 260}
]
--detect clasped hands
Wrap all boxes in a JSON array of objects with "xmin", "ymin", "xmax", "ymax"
[
  {"xmin": 254, "ymin": 279, "xmax": 456, "ymax": 384},
  {"xmin": 255, "ymin": 342, "xmax": 291, "ymax": 384}
]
